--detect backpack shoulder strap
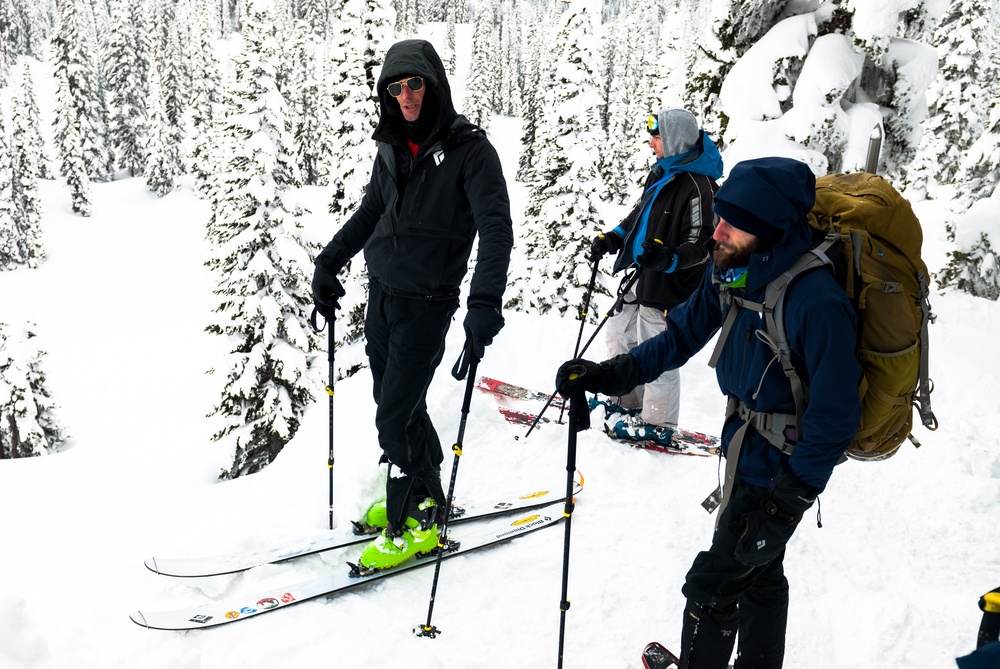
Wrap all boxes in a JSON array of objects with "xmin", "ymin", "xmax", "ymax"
[
  {"xmin": 766, "ymin": 245, "xmax": 834, "ymax": 432},
  {"xmin": 707, "ymin": 245, "xmax": 834, "ymax": 431}
]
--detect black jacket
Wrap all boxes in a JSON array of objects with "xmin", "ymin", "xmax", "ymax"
[
  {"xmin": 610, "ymin": 135, "xmax": 721, "ymax": 311},
  {"xmin": 632, "ymin": 169, "xmax": 718, "ymax": 310},
  {"xmin": 321, "ymin": 40, "xmax": 513, "ymax": 307}
]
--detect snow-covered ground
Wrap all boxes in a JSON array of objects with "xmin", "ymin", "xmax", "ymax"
[
  {"xmin": 2, "ymin": 13, "xmax": 999, "ymax": 669},
  {"xmin": 1, "ymin": 117, "xmax": 998, "ymax": 668}
]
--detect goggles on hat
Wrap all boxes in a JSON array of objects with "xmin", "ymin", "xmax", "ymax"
[
  {"xmin": 647, "ymin": 114, "xmax": 659, "ymax": 134},
  {"xmin": 387, "ymin": 76, "xmax": 424, "ymax": 97}
]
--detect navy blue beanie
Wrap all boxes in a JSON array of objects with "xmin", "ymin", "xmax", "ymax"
[
  {"xmin": 713, "ymin": 158, "xmax": 817, "ymax": 243},
  {"xmin": 713, "ymin": 199, "xmax": 783, "ymax": 241}
]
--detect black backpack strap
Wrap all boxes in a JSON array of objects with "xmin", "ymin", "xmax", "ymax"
[{"xmin": 915, "ymin": 270, "xmax": 938, "ymax": 430}]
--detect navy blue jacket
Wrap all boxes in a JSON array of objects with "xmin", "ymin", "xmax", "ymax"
[{"xmin": 628, "ymin": 158, "xmax": 861, "ymax": 491}]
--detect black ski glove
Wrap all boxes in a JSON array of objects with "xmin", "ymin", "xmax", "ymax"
[
  {"xmin": 636, "ymin": 239, "xmax": 677, "ymax": 273},
  {"xmin": 312, "ymin": 253, "xmax": 346, "ymax": 321},
  {"xmin": 734, "ymin": 466, "xmax": 818, "ymax": 566},
  {"xmin": 555, "ymin": 358, "xmax": 610, "ymax": 398},
  {"xmin": 464, "ymin": 304, "xmax": 505, "ymax": 361},
  {"xmin": 589, "ymin": 231, "xmax": 623, "ymax": 262}
]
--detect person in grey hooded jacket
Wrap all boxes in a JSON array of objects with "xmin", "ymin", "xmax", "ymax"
[
  {"xmin": 311, "ymin": 39, "xmax": 513, "ymax": 570},
  {"xmin": 589, "ymin": 108, "xmax": 721, "ymax": 439},
  {"xmin": 558, "ymin": 157, "xmax": 861, "ymax": 668}
]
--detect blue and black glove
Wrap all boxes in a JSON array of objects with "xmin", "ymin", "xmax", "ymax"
[
  {"xmin": 636, "ymin": 239, "xmax": 677, "ymax": 272},
  {"xmin": 734, "ymin": 466, "xmax": 817, "ymax": 566},
  {"xmin": 589, "ymin": 231, "xmax": 623, "ymax": 262},
  {"xmin": 311, "ymin": 252, "xmax": 346, "ymax": 321}
]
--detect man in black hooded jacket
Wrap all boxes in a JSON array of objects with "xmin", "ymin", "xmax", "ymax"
[{"xmin": 311, "ymin": 40, "xmax": 513, "ymax": 570}]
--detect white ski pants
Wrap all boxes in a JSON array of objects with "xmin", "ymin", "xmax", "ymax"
[{"xmin": 604, "ymin": 285, "xmax": 681, "ymax": 427}]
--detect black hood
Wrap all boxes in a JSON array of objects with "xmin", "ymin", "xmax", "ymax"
[{"xmin": 374, "ymin": 40, "xmax": 457, "ymax": 146}]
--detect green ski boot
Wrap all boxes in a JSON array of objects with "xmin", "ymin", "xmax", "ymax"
[
  {"xmin": 352, "ymin": 499, "xmax": 389, "ymax": 535},
  {"xmin": 358, "ymin": 498, "xmax": 439, "ymax": 571}
]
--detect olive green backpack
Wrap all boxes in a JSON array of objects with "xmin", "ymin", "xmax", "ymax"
[{"xmin": 712, "ymin": 172, "xmax": 938, "ymax": 461}]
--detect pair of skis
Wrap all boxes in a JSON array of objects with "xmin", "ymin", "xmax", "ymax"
[
  {"xmin": 477, "ymin": 377, "xmax": 720, "ymax": 457},
  {"xmin": 132, "ymin": 484, "xmax": 578, "ymax": 631}
]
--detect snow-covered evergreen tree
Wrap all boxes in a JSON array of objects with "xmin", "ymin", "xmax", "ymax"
[
  {"xmin": 516, "ymin": 6, "xmax": 544, "ymax": 184},
  {"xmin": 323, "ymin": 0, "xmax": 391, "ymax": 379},
  {"xmin": 302, "ymin": 0, "xmax": 329, "ymax": 39},
  {"xmin": 0, "ymin": 322, "xmax": 66, "ymax": 459},
  {"xmin": 10, "ymin": 68, "xmax": 45, "ymax": 268},
  {"xmin": 512, "ymin": 0, "xmax": 606, "ymax": 317},
  {"xmin": 158, "ymin": 10, "xmax": 190, "ymax": 177},
  {"xmin": 10, "ymin": 0, "xmax": 52, "ymax": 60},
  {"xmin": 497, "ymin": 0, "xmax": 520, "ymax": 117},
  {"xmin": 53, "ymin": 72, "xmax": 93, "ymax": 216},
  {"xmin": 714, "ymin": 3, "xmax": 937, "ymax": 176},
  {"xmin": 52, "ymin": 0, "xmax": 112, "ymax": 189},
  {"xmin": 600, "ymin": 3, "xmax": 642, "ymax": 204},
  {"xmin": 948, "ymin": 0, "xmax": 1000, "ymax": 207},
  {"xmin": 0, "ymin": 0, "xmax": 17, "ymax": 88},
  {"xmin": 444, "ymin": 3, "xmax": 457, "ymax": 75},
  {"xmin": 466, "ymin": 0, "xmax": 498, "ymax": 131},
  {"xmin": 105, "ymin": 0, "xmax": 149, "ymax": 177},
  {"xmin": 915, "ymin": 0, "xmax": 991, "ymax": 188},
  {"xmin": 394, "ymin": 0, "xmax": 416, "ymax": 36},
  {"xmin": 188, "ymin": 0, "xmax": 224, "ymax": 196},
  {"xmin": 205, "ymin": 0, "xmax": 320, "ymax": 478},
  {"xmin": 288, "ymin": 20, "xmax": 333, "ymax": 186},
  {"xmin": 957, "ymin": 102, "xmax": 1000, "ymax": 207},
  {"xmin": 145, "ymin": 66, "xmax": 179, "ymax": 197},
  {"xmin": 938, "ymin": 197, "xmax": 1000, "ymax": 300},
  {"xmin": 17, "ymin": 63, "xmax": 52, "ymax": 181},
  {"xmin": 0, "ymin": 107, "xmax": 19, "ymax": 269},
  {"xmin": 327, "ymin": 0, "xmax": 388, "ymax": 218}
]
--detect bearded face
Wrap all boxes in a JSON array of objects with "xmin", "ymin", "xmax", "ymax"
[{"xmin": 712, "ymin": 233, "xmax": 766, "ymax": 269}]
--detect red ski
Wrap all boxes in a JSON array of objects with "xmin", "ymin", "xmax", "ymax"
[{"xmin": 642, "ymin": 641, "xmax": 679, "ymax": 669}]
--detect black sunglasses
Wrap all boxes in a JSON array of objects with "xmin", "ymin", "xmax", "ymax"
[{"xmin": 387, "ymin": 76, "xmax": 424, "ymax": 97}]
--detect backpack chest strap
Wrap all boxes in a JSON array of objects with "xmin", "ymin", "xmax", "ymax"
[{"xmin": 714, "ymin": 397, "xmax": 798, "ymax": 522}]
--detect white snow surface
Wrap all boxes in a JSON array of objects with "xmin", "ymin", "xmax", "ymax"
[{"xmin": 1, "ymin": 25, "xmax": 999, "ymax": 669}]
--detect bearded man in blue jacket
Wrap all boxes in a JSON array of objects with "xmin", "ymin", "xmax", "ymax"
[{"xmin": 557, "ymin": 157, "xmax": 861, "ymax": 669}]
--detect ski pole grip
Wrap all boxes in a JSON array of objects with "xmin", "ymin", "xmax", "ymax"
[{"xmin": 978, "ymin": 590, "xmax": 1000, "ymax": 648}]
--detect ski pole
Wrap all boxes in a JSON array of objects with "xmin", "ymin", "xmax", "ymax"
[
  {"xmin": 310, "ymin": 307, "xmax": 337, "ymax": 530},
  {"xmin": 524, "ymin": 268, "xmax": 642, "ymax": 439},
  {"xmin": 556, "ymin": 391, "xmax": 585, "ymax": 668},
  {"xmin": 978, "ymin": 587, "xmax": 1000, "ymax": 648},
  {"xmin": 414, "ymin": 340, "xmax": 479, "ymax": 639},
  {"xmin": 326, "ymin": 321, "xmax": 336, "ymax": 530},
  {"xmin": 556, "ymin": 258, "xmax": 601, "ymax": 425},
  {"xmin": 865, "ymin": 123, "xmax": 882, "ymax": 174}
]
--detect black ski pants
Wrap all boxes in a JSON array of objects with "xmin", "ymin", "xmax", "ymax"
[
  {"xmin": 365, "ymin": 279, "xmax": 458, "ymax": 528},
  {"xmin": 678, "ymin": 478, "xmax": 793, "ymax": 669}
]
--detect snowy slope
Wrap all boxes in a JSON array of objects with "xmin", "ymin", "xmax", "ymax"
[{"xmin": 1, "ymin": 20, "xmax": 999, "ymax": 669}]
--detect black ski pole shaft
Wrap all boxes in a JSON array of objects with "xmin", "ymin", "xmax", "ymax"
[
  {"xmin": 310, "ymin": 307, "xmax": 337, "ymax": 530},
  {"xmin": 326, "ymin": 322, "xmax": 336, "ymax": 530},
  {"xmin": 557, "ymin": 259, "xmax": 601, "ymax": 425},
  {"xmin": 523, "ymin": 269, "xmax": 642, "ymax": 440},
  {"xmin": 573, "ymin": 258, "xmax": 601, "ymax": 358},
  {"xmin": 556, "ymin": 397, "xmax": 581, "ymax": 669},
  {"xmin": 415, "ymin": 350, "xmax": 479, "ymax": 639}
]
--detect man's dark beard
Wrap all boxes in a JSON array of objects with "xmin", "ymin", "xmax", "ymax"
[{"xmin": 712, "ymin": 236, "xmax": 766, "ymax": 268}]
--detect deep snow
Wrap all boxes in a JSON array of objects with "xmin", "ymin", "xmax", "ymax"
[{"xmin": 1, "ymin": 15, "xmax": 999, "ymax": 669}]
